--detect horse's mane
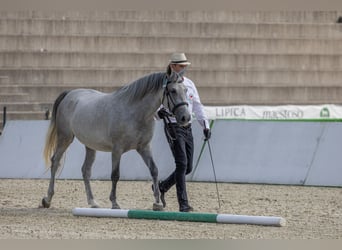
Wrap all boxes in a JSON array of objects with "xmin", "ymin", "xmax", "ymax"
[{"xmin": 115, "ymin": 72, "xmax": 166, "ymax": 103}]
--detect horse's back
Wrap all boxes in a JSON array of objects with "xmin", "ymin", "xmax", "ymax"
[
  {"xmin": 59, "ymin": 89, "xmax": 110, "ymax": 123},
  {"xmin": 56, "ymin": 89, "xmax": 115, "ymax": 151},
  {"xmin": 67, "ymin": 88, "xmax": 107, "ymax": 105}
]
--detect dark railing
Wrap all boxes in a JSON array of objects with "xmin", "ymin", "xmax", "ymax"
[{"xmin": 2, "ymin": 106, "xmax": 6, "ymax": 130}]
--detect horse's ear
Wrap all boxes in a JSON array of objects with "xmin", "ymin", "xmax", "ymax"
[
  {"xmin": 169, "ymin": 71, "xmax": 179, "ymax": 82},
  {"xmin": 166, "ymin": 64, "xmax": 172, "ymax": 76},
  {"xmin": 167, "ymin": 63, "xmax": 184, "ymax": 81}
]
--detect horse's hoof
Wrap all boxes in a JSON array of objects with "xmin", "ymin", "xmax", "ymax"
[
  {"xmin": 112, "ymin": 204, "xmax": 120, "ymax": 209},
  {"xmin": 153, "ymin": 203, "xmax": 164, "ymax": 211},
  {"xmin": 41, "ymin": 197, "xmax": 50, "ymax": 208},
  {"xmin": 90, "ymin": 200, "xmax": 101, "ymax": 208}
]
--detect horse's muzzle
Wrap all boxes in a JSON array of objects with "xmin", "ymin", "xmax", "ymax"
[
  {"xmin": 172, "ymin": 101, "xmax": 190, "ymax": 127},
  {"xmin": 176, "ymin": 112, "xmax": 191, "ymax": 127}
]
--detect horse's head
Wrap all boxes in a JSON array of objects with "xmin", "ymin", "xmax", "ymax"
[{"xmin": 163, "ymin": 71, "xmax": 191, "ymax": 126}]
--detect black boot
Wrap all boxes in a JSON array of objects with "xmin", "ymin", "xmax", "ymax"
[
  {"xmin": 177, "ymin": 188, "xmax": 193, "ymax": 212},
  {"xmin": 179, "ymin": 204, "xmax": 193, "ymax": 212},
  {"xmin": 152, "ymin": 181, "xmax": 166, "ymax": 208}
]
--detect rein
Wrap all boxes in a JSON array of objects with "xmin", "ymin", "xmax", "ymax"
[{"xmin": 162, "ymin": 114, "xmax": 177, "ymax": 144}]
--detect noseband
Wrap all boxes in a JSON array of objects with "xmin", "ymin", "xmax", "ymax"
[{"xmin": 162, "ymin": 78, "xmax": 188, "ymax": 115}]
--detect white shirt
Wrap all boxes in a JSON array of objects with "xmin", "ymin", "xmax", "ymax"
[{"xmin": 158, "ymin": 76, "xmax": 210, "ymax": 130}]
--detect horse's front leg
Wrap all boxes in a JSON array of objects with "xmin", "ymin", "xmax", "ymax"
[
  {"xmin": 109, "ymin": 151, "xmax": 121, "ymax": 209},
  {"xmin": 137, "ymin": 146, "xmax": 163, "ymax": 211},
  {"xmin": 82, "ymin": 147, "xmax": 100, "ymax": 208}
]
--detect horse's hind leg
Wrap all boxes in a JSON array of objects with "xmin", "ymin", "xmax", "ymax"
[
  {"xmin": 82, "ymin": 147, "xmax": 100, "ymax": 208},
  {"xmin": 42, "ymin": 138, "xmax": 73, "ymax": 208},
  {"xmin": 137, "ymin": 145, "xmax": 163, "ymax": 211}
]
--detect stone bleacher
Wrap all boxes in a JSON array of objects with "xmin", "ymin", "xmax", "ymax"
[{"xmin": 1, "ymin": 10, "xmax": 342, "ymax": 131}]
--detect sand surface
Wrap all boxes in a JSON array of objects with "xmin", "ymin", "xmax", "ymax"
[{"xmin": 0, "ymin": 179, "xmax": 341, "ymax": 239}]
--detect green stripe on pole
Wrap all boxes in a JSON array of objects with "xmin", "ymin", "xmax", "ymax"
[{"xmin": 128, "ymin": 209, "xmax": 217, "ymax": 223}]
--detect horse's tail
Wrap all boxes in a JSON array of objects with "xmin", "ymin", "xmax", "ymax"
[{"xmin": 43, "ymin": 90, "xmax": 70, "ymax": 167}]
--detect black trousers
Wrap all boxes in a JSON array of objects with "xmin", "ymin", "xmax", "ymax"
[{"xmin": 160, "ymin": 123, "xmax": 194, "ymax": 209}]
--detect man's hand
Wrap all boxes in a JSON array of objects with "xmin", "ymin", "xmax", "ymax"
[
  {"xmin": 158, "ymin": 108, "xmax": 171, "ymax": 119},
  {"xmin": 203, "ymin": 128, "xmax": 211, "ymax": 141}
]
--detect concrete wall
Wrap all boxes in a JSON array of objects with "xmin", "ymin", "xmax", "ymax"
[
  {"xmin": 2, "ymin": 10, "xmax": 342, "ymax": 123},
  {"xmin": 0, "ymin": 120, "xmax": 341, "ymax": 187}
]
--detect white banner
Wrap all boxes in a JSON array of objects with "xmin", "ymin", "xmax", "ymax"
[{"xmin": 204, "ymin": 104, "xmax": 342, "ymax": 121}]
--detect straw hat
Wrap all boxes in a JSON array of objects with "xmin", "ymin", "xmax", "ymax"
[{"xmin": 169, "ymin": 52, "xmax": 191, "ymax": 65}]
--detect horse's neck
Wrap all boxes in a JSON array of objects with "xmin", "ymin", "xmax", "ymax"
[
  {"xmin": 140, "ymin": 89, "xmax": 164, "ymax": 117},
  {"xmin": 120, "ymin": 88, "xmax": 163, "ymax": 121}
]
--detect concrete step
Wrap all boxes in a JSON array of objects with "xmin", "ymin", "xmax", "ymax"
[
  {"xmin": 1, "ymin": 19, "xmax": 342, "ymax": 39},
  {"xmin": 0, "ymin": 93, "xmax": 30, "ymax": 102},
  {"xmin": 1, "ymin": 84, "xmax": 341, "ymax": 106},
  {"xmin": 0, "ymin": 75, "xmax": 9, "ymax": 84},
  {"xmin": 0, "ymin": 10, "xmax": 341, "ymax": 108},
  {"xmin": 0, "ymin": 110, "xmax": 47, "ymax": 121},
  {"xmin": 0, "ymin": 85, "xmax": 24, "ymax": 93},
  {"xmin": 0, "ymin": 10, "xmax": 341, "ymax": 24},
  {"xmin": 2, "ymin": 52, "xmax": 342, "ymax": 70},
  {"xmin": 0, "ymin": 102, "xmax": 52, "ymax": 112},
  {"xmin": 200, "ymin": 86, "xmax": 342, "ymax": 105},
  {"xmin": 0, "ymin": 87, "xmax": 341, "ymax": 113},
  {"xmin": 0, "ymin": 51, "xmax": 171, "ymax": 68},
  {"xmin": 1, "ymin": 35, "xmax": 342, "ymax": 54},
  {"xmin": 1, "ymin": 68, "xmax": 342, "ymax": 86},
  {"xmin": 10, "ymin": 85, "xmax": 116, "ymax": 102}
]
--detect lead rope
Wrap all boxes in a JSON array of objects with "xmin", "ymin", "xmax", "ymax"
[
  {"xmin": 162, "ymin": 109, "xmax": 186, "ymax": 146},
  {"xmin": 162, "ymin": 114, "xmax": 177, "ymax": 145}
]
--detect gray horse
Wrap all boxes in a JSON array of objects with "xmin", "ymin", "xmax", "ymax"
[{"xmin": 41, "ymin": 71, "xmax": 190, "ymax": 211}]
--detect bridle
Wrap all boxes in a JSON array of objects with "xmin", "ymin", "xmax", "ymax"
[
  {"xmin": 160, "ymin": 76, "xmax": 189, "ymax": 144},
  {"xmin": 161, "ymin": 76, "xmax": 188, "ymax": 116}
]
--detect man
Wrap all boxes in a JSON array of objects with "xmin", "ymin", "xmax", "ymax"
[{"xmin": 155, "ymin": 52, "xmax": 211, "ymax": 212}]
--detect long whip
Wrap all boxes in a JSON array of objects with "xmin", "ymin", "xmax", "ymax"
[{"xmin": 205, "ymin": 124, "xmax": 221, "ymax": 210}]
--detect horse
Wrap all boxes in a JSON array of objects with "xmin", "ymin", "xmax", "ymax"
[{"xmin": 41, "ymin": 71, "xmax": 191, "ymax": 211}]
